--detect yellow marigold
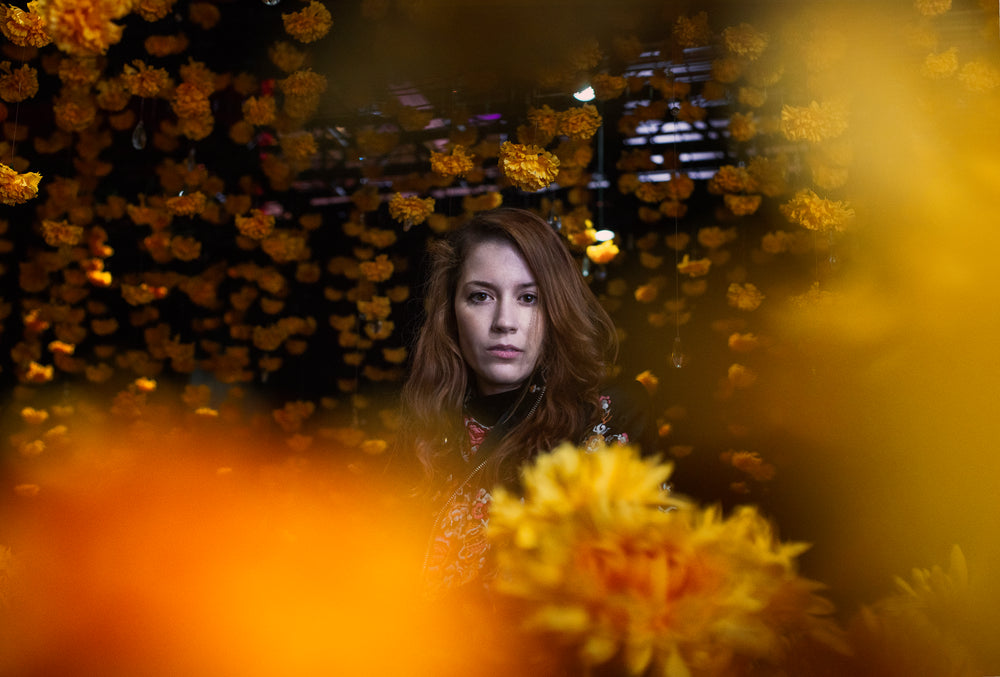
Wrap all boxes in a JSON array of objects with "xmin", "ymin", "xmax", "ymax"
[
  {"xmin": 722, "ymin": 23, "xmax": 769, "ymax": 60},
  {"xmin": 170, "ymin": 235, "xmax": 201, "ymax": 261},
  {"xmin": 586, "ymin": 239, "xmax": 619, "ymax": 264},
  {"xmin": 53, "ymin": 91, "xmax": 96, "ymax": 132},
  {"xmin": 499, "ymin": 141, "xmax": 560, "ymax": 192},
  {"xmin": 282, "ymin": 0, "xmax": 332, "ymax": 43},
  {"xmin": 95, "ymin": 75, "xmax": 129, "ymax": 111},
  {"xmin": 709, "ymin": 164, "xmax": 758, "ymax": 194},
  {"xmin": 779, "ymin": 188, "xmax": 855, "ymax": 232},
  {"xmin": 724, "ymin": 193, "xmax": 763, "ymax": 216},
  {"xmin": 738, "ymin": 86, "xmax": 767, "ymax": 108},
  {"xmin": 664, "ymin": 232, "xmax": 689, "ymax": 250},
  {"xmin": 780, "ymin": 101, "xmax": 849, "ymax": 143},
  {"xmin": 728, "ymin": 111, "xmax": 757, "ymax": 142},
  {"xmin": 921, "ymin": 47, "xmax": 958, "ymax": 79},
  {"xmin": 634, "ymin": 283, "xmax": 658, "ymax": 303},
  {"xmin": 958, "ymin": 59, "xmax": 1000, "ymax": 92},
  {"xmin": 729, "ymin": 332, "xmax": 761, "ymax": 352},
  {"xmin": 727, "ymin": 363, "xmax": 758, "ymax": 389},
  {"xmin": 673, "ymin": 11, "xmax": 711, "ymax": 48},
  {"xmin": 676, "ymin": 100, "xmax": 707, "ymax": 123},
  {"xmin": 591, "ymin": 73, "xmax": 626, "ymax": 101},
  {"xmin": 0, "ymin": 62, "xmax": 38, "ymax": 102},
  {"xmin": 359, "ymin": 254, "xmax": 394, "ymax": 282},
  {"xmin": 171, "ymin": 81, "xmax": 210, "ymax": 119},
  {"xmin": 677, "ymin": 254, "xmax": 711, "ymax": 277},
  {"xmin": 144, "ymin": 33, "xmax": 189, "ymax": 57},
  {"xmin": 724, "ymin": 450, "xmax": 775, "ymax": 481},
  {"xmin": 122, "ymin": 282, "xmax": 167, "ymax": 306},
  {"xmin": 40, "ymin": 219, "xmax": 82, "ymax": 246},
  {"xmin": 165, "ymin": 191, "xmax": 207, "ymax": 216},
  {"xmin": 20, "ymin": 406, "xmax": 49, "ymax": 425},
  {"xmin": 488, "ymin": 443, "xmax": 842, "ymax": 677},
  {"xmin": 0, "ymin": 2, "xmax": 51, "ymax": 47},
  {"xmin": 235, "ymin": 209, "xmax": 275, "ymax": 240},
  {"xmin": 697, "ymin": 226, "xmax": 735, "ymax": 249},
  {"xmin": 187, "ymin": 1, "xmax": 220, "ymax": 29},
  {"xmin": 134, "ymin": 0, "xmax": 176, "ymax": 22},
  {"xmin": 34, "ymin": 0, "xmax": 130, "ymax": 55},
  {"xmin": 915, "ymin": 0, "xmax": 951, "ymax": 16},
  {"xmin": 430, "ymin": 145, "xmax": 474, "ymax": 177},
  {"xmin": 278, "ymin": 68, "xmax": 327, "ymax": 97},
  {"xmin": 558, "ymin": 104, "xmax": 602, "ymax": 140},
  {"xmin": 727, "ymin": 282, "xmax": 765, "ymax": 310},
  {"xmin": 281, "ymin": 130, "xmax": 317, "ymax": 168},
  {"xmin": 122, "ymin": 59, "xmax": 170, "ymax": 97},
  {"xmin": 268, "ymin": 40, "xmax": 306, "ymax": 73},
  {"xmin": 0, "ymin": 162, "xmax": 42, "ymax": 205},
  {"xmin": 388, "ymin": 192, "xmax": 434, "ymax": 227},
  {"xmin": 242, "ymin": 95, "xmax": 276, "ymax": 126},
  {"xmin": 712, "ymin": 56, "xmax": 744, "ymax": 84}
]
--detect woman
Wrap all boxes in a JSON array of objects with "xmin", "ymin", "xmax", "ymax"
[{"xmin": 401, "ymin": 207, "xmax": 652, "ymax": 597}]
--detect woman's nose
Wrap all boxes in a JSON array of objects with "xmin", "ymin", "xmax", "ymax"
[{"xmin": 491, "ymin": 299, "xmax": 517, "ymax": 333}]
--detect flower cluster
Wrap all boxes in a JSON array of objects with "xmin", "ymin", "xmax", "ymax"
[
  {"xmin": 0, "ymin": 2, "xmax": 51, "ymax": 47},
  {"xmin": 489, "ymin": 443, "xmax": 844, "ymax": 677},
  {"xmin": 429, "ymin": 145, "xmax": 474, "ymax": 178},
  {"xmin": 0, "ymin": 62, "xmax": 39, "ymax": 102},
  {"xmin": 780, "ymin": 189, "xmax": 855, "ymax": 232},
  {"xmin": 499, "ymin": 141, "xmax": 560, "ymax": 192},
  {"xmin": 558, "ymin": 104, "xmax": 602, "ymax": 140},
  {"xmin": 0, "ymin": 162, "xmax": 42, "ymax": 205},
  {"xmin": 388, "ymin": 193, "xmax": 434, "ymax": 226},
  {"xmin": 35, "ymin": 0, "xmax": 132, "ymax": 55},
  {"xmin": 282, "ymin": 0, "xmax": 332, "ymax": 44},
  {"xmin": 780, "ymin": 101, "xmax": 849, "ymax": 143}
]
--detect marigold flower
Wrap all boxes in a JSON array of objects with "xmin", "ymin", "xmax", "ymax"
[
  {"xmin": 20, "ymin": 406, "xmax": 49, "ymax": 425},
  {"xmin": 724, "ymin": 193, "xmax": 763, "ymax": 216},
  {"xmin": 633, "ymin": 284, "xmax": 658, "ymax": 303},
  {"xmin": 122, "ymin": 283, "xmax": 167, "ymax": 306},
  {"xmin": 558, "ymin": 104, "xmax": 602, "ymax": 140},
  {"xmin": 723, "ymin": 22, "xmax": 769, "ymax": 59},
  {"xmin": 268, "ymin": 40, "xmax": 306, "ymax": 73},
  {"xmin": 697, "ymin": 226, "xmax": 734, "ymax": 250},
  {"xmin": 388, "ymin": 193, "xmax": 434, "ymax": 227},
  {"xmin": 165, "ymin": 191, "xmax": 207, "ymax": 217},
  {"xmin": 0, "ymin": 62, "xmax": 38, "ymax": 102},
  {"xmin": 35, "ymin": 0, "xmax": 130, "ymax": 55},
  {"xmin": 0, "ymin": 162, "xmax": 41, "ymax": 205},
  {"xmin": 673, "ymin": 11, "xmax": 711, "ymax": 48},
  {"xmin": 915, "ymin": 0, "xmax": 951, "ymax": 16},
  {"xmin": 499, "ymin": 141, "xmax": 560, "ymax": 192},
  {"xmin": 171, "ymin": 81, "xmax": 210, "ymax": 119},
  {"xmin": 958, "ymin": 59, "xmax": 1000, "ymax": 92},
  {"xmin": 780, "ymin": 101, "xmax": 849, "ymax": 143},
  {"xmin": 429, "ymin": 145, "xmax": 474, "ymax": 178},
  {"xmin": 278, "ymin": 68, "xmax": 327, "ymax": 97},
  {"xmin": 921, "ymin": 47, "xmax": 959, "ymax": 79},
  {"xmin": 728, "ymin": 332, "xmax": 761, "ymax": 352},
  {"xmin": 53, "ymin": 91, "xmax": 96, "ymax": 132},
  {"xmin": 709, "ymin": 165, "xmax": 758, "ymax": 194},
  {"xmin": 591, "ymin": 73, "xmax": 626, "ymax": 100},
  {"xmin": 188, "ymin": 2, "xmax": 220, "ymax": 29},
  {"xmin": 489, "ymin": 443, "xmax": 842, "ymax": 677},
  {"xmin": 780, "ymin": 188, "xmax": 855, "ymax": 232},
  {"xmin": 1, "ymin": 3, "xmax": 51, "ymax": 47},
  {"xmin": 728, "ymin": 111, "xmax": 757, "ymax": 142},
  {"xmin": 122, "ymin": 60, "xmax": 171, "ymax": 97},
  {"xmin": 23, "ymin": 360, "xmax": 54, "ymax": 383},
  {"xmin": 727, "ymin": 282, "xmax": 765, "ymax": 311},
  {"xmin": 724, "ymin": 449, "xmax": 775, "ymax": 480},
  {"xmin": 582, "ymin": 239, "xmax": 617, "ymax": 265},
  {"xmin": 282, "ymin": 0, "xmax": 332, "ymax": 43},
  {"xmin": 359, "ymin": 254, "xmax": 394, "ymax": 282},
  {"xmin": 242, "ymin": 95, "xmax": 276, "ymax": 126},
  {"xmin": 677, "ymin": 254, "xmax": 711, "ymax": 277},
  {"xmin": 144, "ymin": 33, "xmax": 189, "ymax": 57},
  {"xmin": 235, "ymin": 209, "xmax": 276, "ymax": 240}
]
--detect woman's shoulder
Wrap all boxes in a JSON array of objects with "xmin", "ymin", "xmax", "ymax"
[{"xmin": 581, "ymin": 376, "xmax": 657, "ymax": 456}]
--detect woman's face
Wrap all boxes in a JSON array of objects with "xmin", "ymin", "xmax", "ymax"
[{"xmin": 454, "ymin": 238, "xmax": 546, "ymax": 395}]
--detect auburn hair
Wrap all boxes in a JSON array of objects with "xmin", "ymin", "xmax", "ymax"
[{"xmin": 401, "ymin": 207, "xmax": 618, "ymax": 487}]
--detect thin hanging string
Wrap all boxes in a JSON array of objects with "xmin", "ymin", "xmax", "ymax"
[{"xmin": 8, "ymin": 79, "xmax": 23, "ymax": 164}]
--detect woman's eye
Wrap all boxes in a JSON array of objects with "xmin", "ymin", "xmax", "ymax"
[
  {"xmin": 521, "ymin": 293, "xmax": 538, "ymax": 304},
  {"xmin": 469, "ymin": 291, "xmax": 490, "ymax": 303}
]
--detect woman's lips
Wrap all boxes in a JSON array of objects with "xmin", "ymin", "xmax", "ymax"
[{"xmin": 487, "ymin": 345, "xmax": 522, "ymax": 359}]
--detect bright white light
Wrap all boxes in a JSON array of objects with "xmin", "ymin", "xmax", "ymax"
[
  {"xmin": 594, "ymin": 229, "xmax": 615, "ymax": 242},
  {"xmin": 573, "ymin": 86, "xmax": 595, "ymax": 102}
]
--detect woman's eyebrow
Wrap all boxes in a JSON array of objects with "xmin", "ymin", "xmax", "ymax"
[{"xmin": 462, "ymin": 279, "xmax": 537, "ymax": 290}]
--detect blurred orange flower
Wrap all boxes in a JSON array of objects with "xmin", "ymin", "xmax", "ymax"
[
  {"xmin": 0, "ymin": 3, "xmax": 51, "ymax": 47},
  {"xmin": 282, "ymin": 0, "xmax": 333, "ymax": 43}
]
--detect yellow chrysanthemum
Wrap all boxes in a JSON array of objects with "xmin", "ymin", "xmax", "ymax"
[
  {"xmin": 282, "ymin": 0, "xmax": 332, "ymax": 44},
  {"xmin": 499, "ymin": 141, "xmax": 560, "ymax": 192},
  {"xmin": 0, "ymin": 2, "xmax": 51, "ymax": 47},
  {"xmin": 489, "ymin": 443, "xmax": 842, "ymax": 677},
  {"xmin": 586, "ymin": 239, "xmax": 619, "ymax": 264},
  {"xmin": 388, "ymin": 193, "xmax": 435, "ymax": 227},
  {"xmin": 779, "ymin": 189, "xmax": 855, "ymax": 232},
  {"xmin": 780, "ymin": 101, "xmax": 849, "ymax": 143},
  {"xmin": 34, "ymin": 0, "xmax": 131, "ymax": 55}
]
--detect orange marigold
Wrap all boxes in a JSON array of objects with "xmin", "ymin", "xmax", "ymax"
[
  {"xmin": 677, "ymin": 254, "xmax": 711, "ymax": 277},
  {"xmin": 430, "ymin": 145, "xmax": 474, "ymax": 177},
  {"xmin": 586, "ymin": 239, "xmax": 619, "ymax": 264},
  {"xmin": 134, "ymin": 0, "xmax": 176, "ymax": 22},
  {"xmin": 53, "ymin": 91, "xmax": 96, "ymax": 132},
  {"xmin": 122, "ymin": 60, "xmax": 171, "ymax": 97},
  {"xmin": 779, "ymin": 189, "xmax": 854, "ymax": 232},
  {"xmin": 282, "ymin": 0, "xmax": 332, "ymax": 43},
  {"xmin": 40, "ymin": 219, "xmax": 82, "ymax": 246},
  {"xmin": 558, "ymin": 104, "xmax": 602, "ymax": 140},
  {"xmin": 242, "ymin": 95, "xmax": 276, "ymax": 126},
  {"xmin": 388, "ymin": 193, "xmax": 434, "ymax": 227},
  {"xmin": 0, "ymin": 62, "xmax": 39, "ymax": 102},
  {"xmin": 144, "ymin": 33, "xmax": 189, "ymax": 57},
  {"xmin": 780, "ymin": 101, "xmax": 849, "ymax": 143},
  {"xmin": 673, "ymin": 12, "xmax": 711, "ymax": 48},
  {"xmin": 727, "ymin": 282, "xmax": 765, "ymax": 311},
  {"xmin": 188, "ymin": 2, "xmax": 220, "ymax": 29},
  {"xmin": 268, "ymin": 40, "xmax": 306, "ymax": 73},
  {"xmin": 499, "ymin": 141, "xmax": 560, "ymax": 192},
  {"xmin": 0, "ymin": 161, "xmax": 42, "ymax": 205},
  {"xmin": 235, "ymin": 208, "xmax": 275, "ymax": 240},
  {"xmin": 171, "ymin": 81, "xmax": 210, "ymax": 119},
  {"xmin": 359, "ymin": 254, "xmax": 394, "ymax": 282},
  {"xmin": 34, "ymin": 0, "xmax": 130, "ymax": 55},
  {"xmin": 0, "ymin": 2, "xmax": 51, "ymax": 47},
  {"xmin": 722, "ymin": 23, "xmax": 769, "ymax": 60},
  {"xmin": 724, "ymin": 193, "xmax": 762, "ymax": 216},
  {"xmin": 165, "ymin": 191, "xmax": 207, "ymax": 216}
]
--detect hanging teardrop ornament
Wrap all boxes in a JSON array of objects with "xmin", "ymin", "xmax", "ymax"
[
  {"xmin": 262, "ymin": 0, "xmax": 280, "ymax": 5},
  {"xmin": 670, "ymin": 336, "xmax": 687, "ymax": 368},
  {"xmin": 131, "ymin": 120, "xmax": 147, "ymax": 150}
]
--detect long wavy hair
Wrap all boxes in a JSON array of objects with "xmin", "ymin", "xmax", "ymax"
[{"xmin": 401, "ymin": 207, "xmax": 618, "ymax": 488}]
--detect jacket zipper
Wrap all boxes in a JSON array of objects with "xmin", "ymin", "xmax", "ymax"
[{"xmin": 422, "ymin": 456, "xmax": 491, "ymax": 575}]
